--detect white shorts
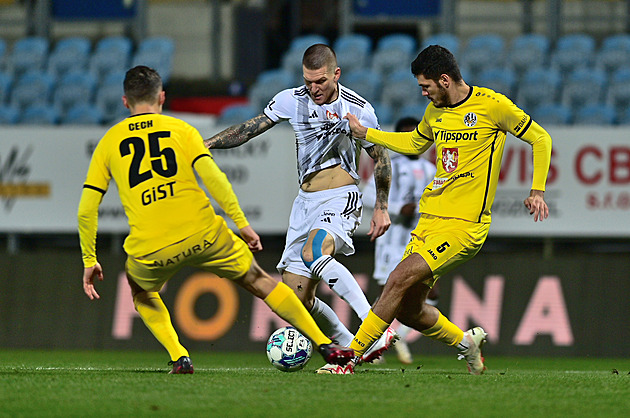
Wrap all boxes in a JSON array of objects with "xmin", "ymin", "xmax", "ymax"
[
  {"xmin": 372, "ymin": 221, "xmax": 414, "ymax": 286},
  {"xmin": 277, "ymin": 184, "xmax": 362, "ymax": 277}
]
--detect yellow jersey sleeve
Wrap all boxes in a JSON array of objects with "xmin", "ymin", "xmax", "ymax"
[
  {"xmin": 77, "ymin": 186, "xmax": 105, "ymax": 268},
  {"xmin": 365, "ymin": 128, "xmax": 433, "ymax": 155}
]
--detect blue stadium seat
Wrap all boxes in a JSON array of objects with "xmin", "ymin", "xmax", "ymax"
[
  {"xmin": 62, "ymin": 103, "xmax": 104, "ymax": 125},
  {"xmin": 530, "ymin": 103, "xmax": 572, "ymax": 126},
  {"xmin": 515, "ymin": 67, "xmax": 562, "ymax": 113},
  {"xmin": 0, "ymin": 104, "xmax": 19, "ymax": 124},
  {"xmin": 372, "ymin": 102, "xmax": 394, "ymax": 126},
  {"xmin": 95, "ymin": 71, "xmax": 127, "ymax": 124},
  {"xmin": 380, "ymin": 69, "xmax": 422, "ymax": 112},
  {"xmin": 506, "ymin": 33, "xmax": 550, "ymax": 75},
  {"xmin": 561, "ymin": 67, "xmax": 607, "ymax": 112},
  {"xmin": 47, "ymin": 37, "xmax": 92, "ymax": 77},
  {"xmin": 248, "ymin": 69, "xmax": 296, "ymax": 110},
  {"xmin": 550, "ymin": 33, "xmax": 596, "ymax": 73},
  {"xmin": 9, "ymin": 36, "xmax": 49, "ymax": 77},
  {"xmin": 371, "ymin": 33, "xmax": 417, "ymax": 76},
  {"xmin": 19, "ymin": 103, "xmax": 59, "ymax": 125},
  {"xmin": 597, "ymin": 34, "xmax": 630, "ymax": 75},
  {"xmin": 606, "ymin": 67, "xmax": 630, "ymax": 110},
  {"xmin": 395, "ymin": 101, "xmax": 429, "ymax": 122},
  {"xmin": 334, "ymin": 33, "xmax": 372, "ymax": 74},
  {"xmin": 616, "ymin": 107, "xmax": 630, "ymax": 125},
  {"xmin": 10, "ymin": 71, "xmax": 55, "ymax": 110},
  {"xmin": 89, "ymin": 36, "xmax": 133, "ymax": 81},
  {"xmin": 281, "ymin": 34, "xmax": 328, "ymax": 79},
  {"xmin": 342, "ymin": 69, "xmax": 382, "ymax": 104},
  {"xmin": 422, "ymin": 33, "xmax": 460, "ymax": 56},
  {"xmin": 475, "ymin": 67, "xmax": 517, "ymax": 97},
  {"xmin": 217, "ymin": 103, "xmax": 259, "ymax": 125},
  {"xmin": 53, "ymin": 71, "xmax": 97, "ymax": 117},
  {"xmin": 459, "ymin": 33, "xmax": 505, "ymax": 78},
  {"xmin": 132, "ymin": 37, "xmax": 175, "ymax": 83},
  {"xmin": 0, "ymin": 39, "xmax": 6, "ymax": 71},
  {"xmin": 573, "ymin": 103, "xmax": 616, "ymax": 125},
  {"xmin": 0, "ymin": 71, "xmax": 12, "ymax": 104}
]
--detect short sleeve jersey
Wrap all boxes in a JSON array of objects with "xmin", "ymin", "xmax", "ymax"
[
  {"xmin": 264, "ymin": 83, "xmax": 380, "ymax": 184},
  {"xmin": 84, "ymin": 113, "xmax": 221, "ymax": 257},
  {"xmin": 416, "ymin": 86, "xmax": 535, "ymax": 223}
]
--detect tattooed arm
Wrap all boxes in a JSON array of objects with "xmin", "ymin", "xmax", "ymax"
[
  {"xmin": 204, "ymin": 113, "xmax": 276, "ymax": 149},
  {"xmin": 365, "ymin": 144, "xmax": 392, "ymax": 241}
]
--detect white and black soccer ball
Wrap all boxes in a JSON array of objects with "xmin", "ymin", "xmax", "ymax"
[{"xmin": 266, "ymin": 326, "xmax": 313, "ymax": 372}]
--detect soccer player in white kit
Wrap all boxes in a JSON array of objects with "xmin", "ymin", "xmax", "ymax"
[
  {"xmin": 362, "ymin": 117, "xmax": 437, "ymax": 364},
  {"xmin": 204, "ymin": 44, "xmax": 398, "ymax": 373}
]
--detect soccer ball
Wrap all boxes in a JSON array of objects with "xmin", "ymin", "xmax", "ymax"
[{"xmin": 266, "ymin": 326, "xmax": 313, "ymax": 372}]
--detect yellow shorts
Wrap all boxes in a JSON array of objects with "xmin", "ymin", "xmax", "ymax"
[
  {"xmin": 402, "ymin": 214, "xmax": 490, "ymax": 288},
  {"xmin": 126, "ymin": 217, "xmax": 253, "ymax": 292}
]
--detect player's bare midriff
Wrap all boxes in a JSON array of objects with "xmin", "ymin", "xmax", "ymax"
[{"xmin": 300, "ymin": 164, "xmax": 356, "ymax": 192}]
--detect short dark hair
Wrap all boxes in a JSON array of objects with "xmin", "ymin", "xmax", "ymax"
[
  {"xmin": 411, "ymin": 45, "xmax": 462, "ymax": 83},
  {"xmin": 302, "ymin": 44, "xmax": 337, "ymax": 72},
  {"xmin": 395, "ymin": 116, "xmax": 420, "ymax": 132},
  {"xmin": 123, "ymin": 66, "xmax": 162, "ymax": 107}
]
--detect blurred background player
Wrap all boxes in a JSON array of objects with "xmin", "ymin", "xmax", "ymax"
[
  {"xmin": 362, "ymin": 116, "xmax": 437, "ymax": 364},
  {"xmin": 78, "ymin": 65, "xmax": 354, "ymax": 374}
]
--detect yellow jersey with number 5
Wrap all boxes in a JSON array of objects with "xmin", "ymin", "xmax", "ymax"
[
  {"xmin": 366, "ymin": 86, "xmax": 552, "ymax": 223},
  {"xmin": 82, "ymin": 113, "xmax": 246, "ymax": 258}
]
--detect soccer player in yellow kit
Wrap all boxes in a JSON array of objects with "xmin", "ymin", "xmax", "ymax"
[
  {"xmin": 78, "ymin": 66, "xmax": 353, "ymax": 373},
  {"xmin": 342, "ymin": 45, "xmax": 552, "ymax": 375}
]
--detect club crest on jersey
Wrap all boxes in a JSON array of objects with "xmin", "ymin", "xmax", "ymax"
[
  {"xmin": 463, "ymin": 112, "xmax": 477, "ymax": 127},
  {"xmin": 442, "ymin": 148, "xmax": 458, "ymax": 173},
  {"xmin": 326, "ymin": 110, "xmax": 340, "ymax": 120}
]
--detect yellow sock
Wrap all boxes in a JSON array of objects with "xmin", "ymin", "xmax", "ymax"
[
  {"xmin": 350, "ymin": 310, "xmax": 390, "ymax": 356},
  {"xmin": 421, "ymin": 311, "xmax": 464, "ymax": 346},
  {"xmin": 134, "ymin": 292, "xmax": 189, "ymax": 362},
  {"xmin": 264, "ymin": 282, "xmax": 331, "ymax": 348}
]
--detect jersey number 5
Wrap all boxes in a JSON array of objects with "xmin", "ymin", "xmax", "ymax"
[{"xmin": 119, "ymin": 131, "xmax": 178, "ymax": 188}]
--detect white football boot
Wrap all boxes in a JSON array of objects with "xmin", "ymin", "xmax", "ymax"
[{"xmin": 457, "ymin": 327, "xmax": 488, "ymax": 375}]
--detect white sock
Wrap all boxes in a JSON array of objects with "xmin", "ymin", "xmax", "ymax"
[
  {"xmin": 397, "ymin": 324, "xmax": 412, "ymax": 340},
  {"xmin": 311, "ymin": 255, "xmax": 371, "ymax": 320},
  {"xmin": 309, "ymin": 297, "xmax": 354, "ymax": 346}
]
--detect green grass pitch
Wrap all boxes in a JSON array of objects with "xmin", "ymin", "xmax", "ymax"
[{"xmin": 1, "ymin": 349, "xmax": 628, "ymax": 417}]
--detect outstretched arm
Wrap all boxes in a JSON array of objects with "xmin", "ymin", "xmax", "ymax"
[
  {"xmin": 365, "ymin": 145, "xmax": 391, "ymax": 241},
  {"xmin": 204, "ymin": 113, "xmax": 276, "ymax": 149}
]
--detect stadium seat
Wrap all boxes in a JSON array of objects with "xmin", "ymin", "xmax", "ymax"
[
  {"xmin": 132, "ymin": 37, "xmax": 175, "ymax": 84},
  {"xmin": 281, "ymin": 34, "xmax": 328, "ymax": 79},
  {"xmin": 372, "ymin": 102, "xmax": 394, "ymax": 126},
  {"xmin": 530, "ymin": 103, "xmax": 572, "ymax": 126},
  {"xmin": 334, "ymin": 33, "xmax": 372, "ymax": 74},
  {"xmin": 217, "ymin": 103, "xmax": 259, "ymax": 125},
  {"xmin": 62, "ymin": 103, "xmax": 104, "ymax": 125},
  {"xmin": 0, "ymin": 104, "xmax": 19, "ymax": 124},
  {"xmin": 9, "ymin": 36, "xmax": 50, "ymax": 77},
  {"xmin": 10, "ymin": 71, "xmax": 55, "ymax": 110},
  {"xmin": 561, "ymin": 67, "xmax": 607, "ymax": 112},
  {"xmin": 53, "ymin": 71, "xmax": 97, "ymax": 117},
  {"xmin": 605, "ymin": 67, "xmax": 630, "ymax": 110},
  {"xmin": 47, "ymin": 37, "xmax": 92, "ymax": 78},
  {"xmin": 421, "ymin": 33, "xmax": 460, "ymax": 56},
  {"xmin": 459, "ymin": 33, "xmax": 505, "ymax": 79},
  {"xmin": 95, "ymin": 71, "xmax": 127, "ymax": 124},
  {"xmin": 19, "ymin": 103, "xmax": 59, "ymax": 125},
  {"xmin": 506, "ymin": 33, "xmax": 550, "ymax": 76},
  {"xmin": 573, "ymin": 103, "xmax": 616, "ymax": 125},
  {"xmin": 248, "ymin": 68, "xmax": 296, "ymax": 110},
  {"xmin": 597, "ymin": 34, "xmax": 630, "ymax": 75},
  {"xmin": 371, "ymin": 33, "xmax": 417, "ymax": 76},
  {"xmin": 395, "ymin": 101, "xmax": 429, "ymax": 122},
  {"xmin": 550, "ymin": 33, "xmax": 596, "ymax": 73},
  {"xmin": 475, "ymin": 67, "xmax": 517, "ymax": 97},
  {"xmin": 0, "ymin": 39, "xmax": 6, "ymax": 71},
  {"xmin": 0, "ymin": 71, "xmax": 12, "ymax": 104},
  {"xmin": 342, "ymin": 69, "xmax": 382, "ymax": 104},
  {"xmin": 515, "ymin": 67, "xmax": 562, "ymax": 114},
  {"xmin": 89, "ymin": 36, "xmax": 133, "ymax": 81},
  {"xmin": 616, "ymin": 107, "xmax": 630, "ymax": 125},
  {"xmin": 379, "ymin": 69, "xmax": 422, "ymax": 112}
]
